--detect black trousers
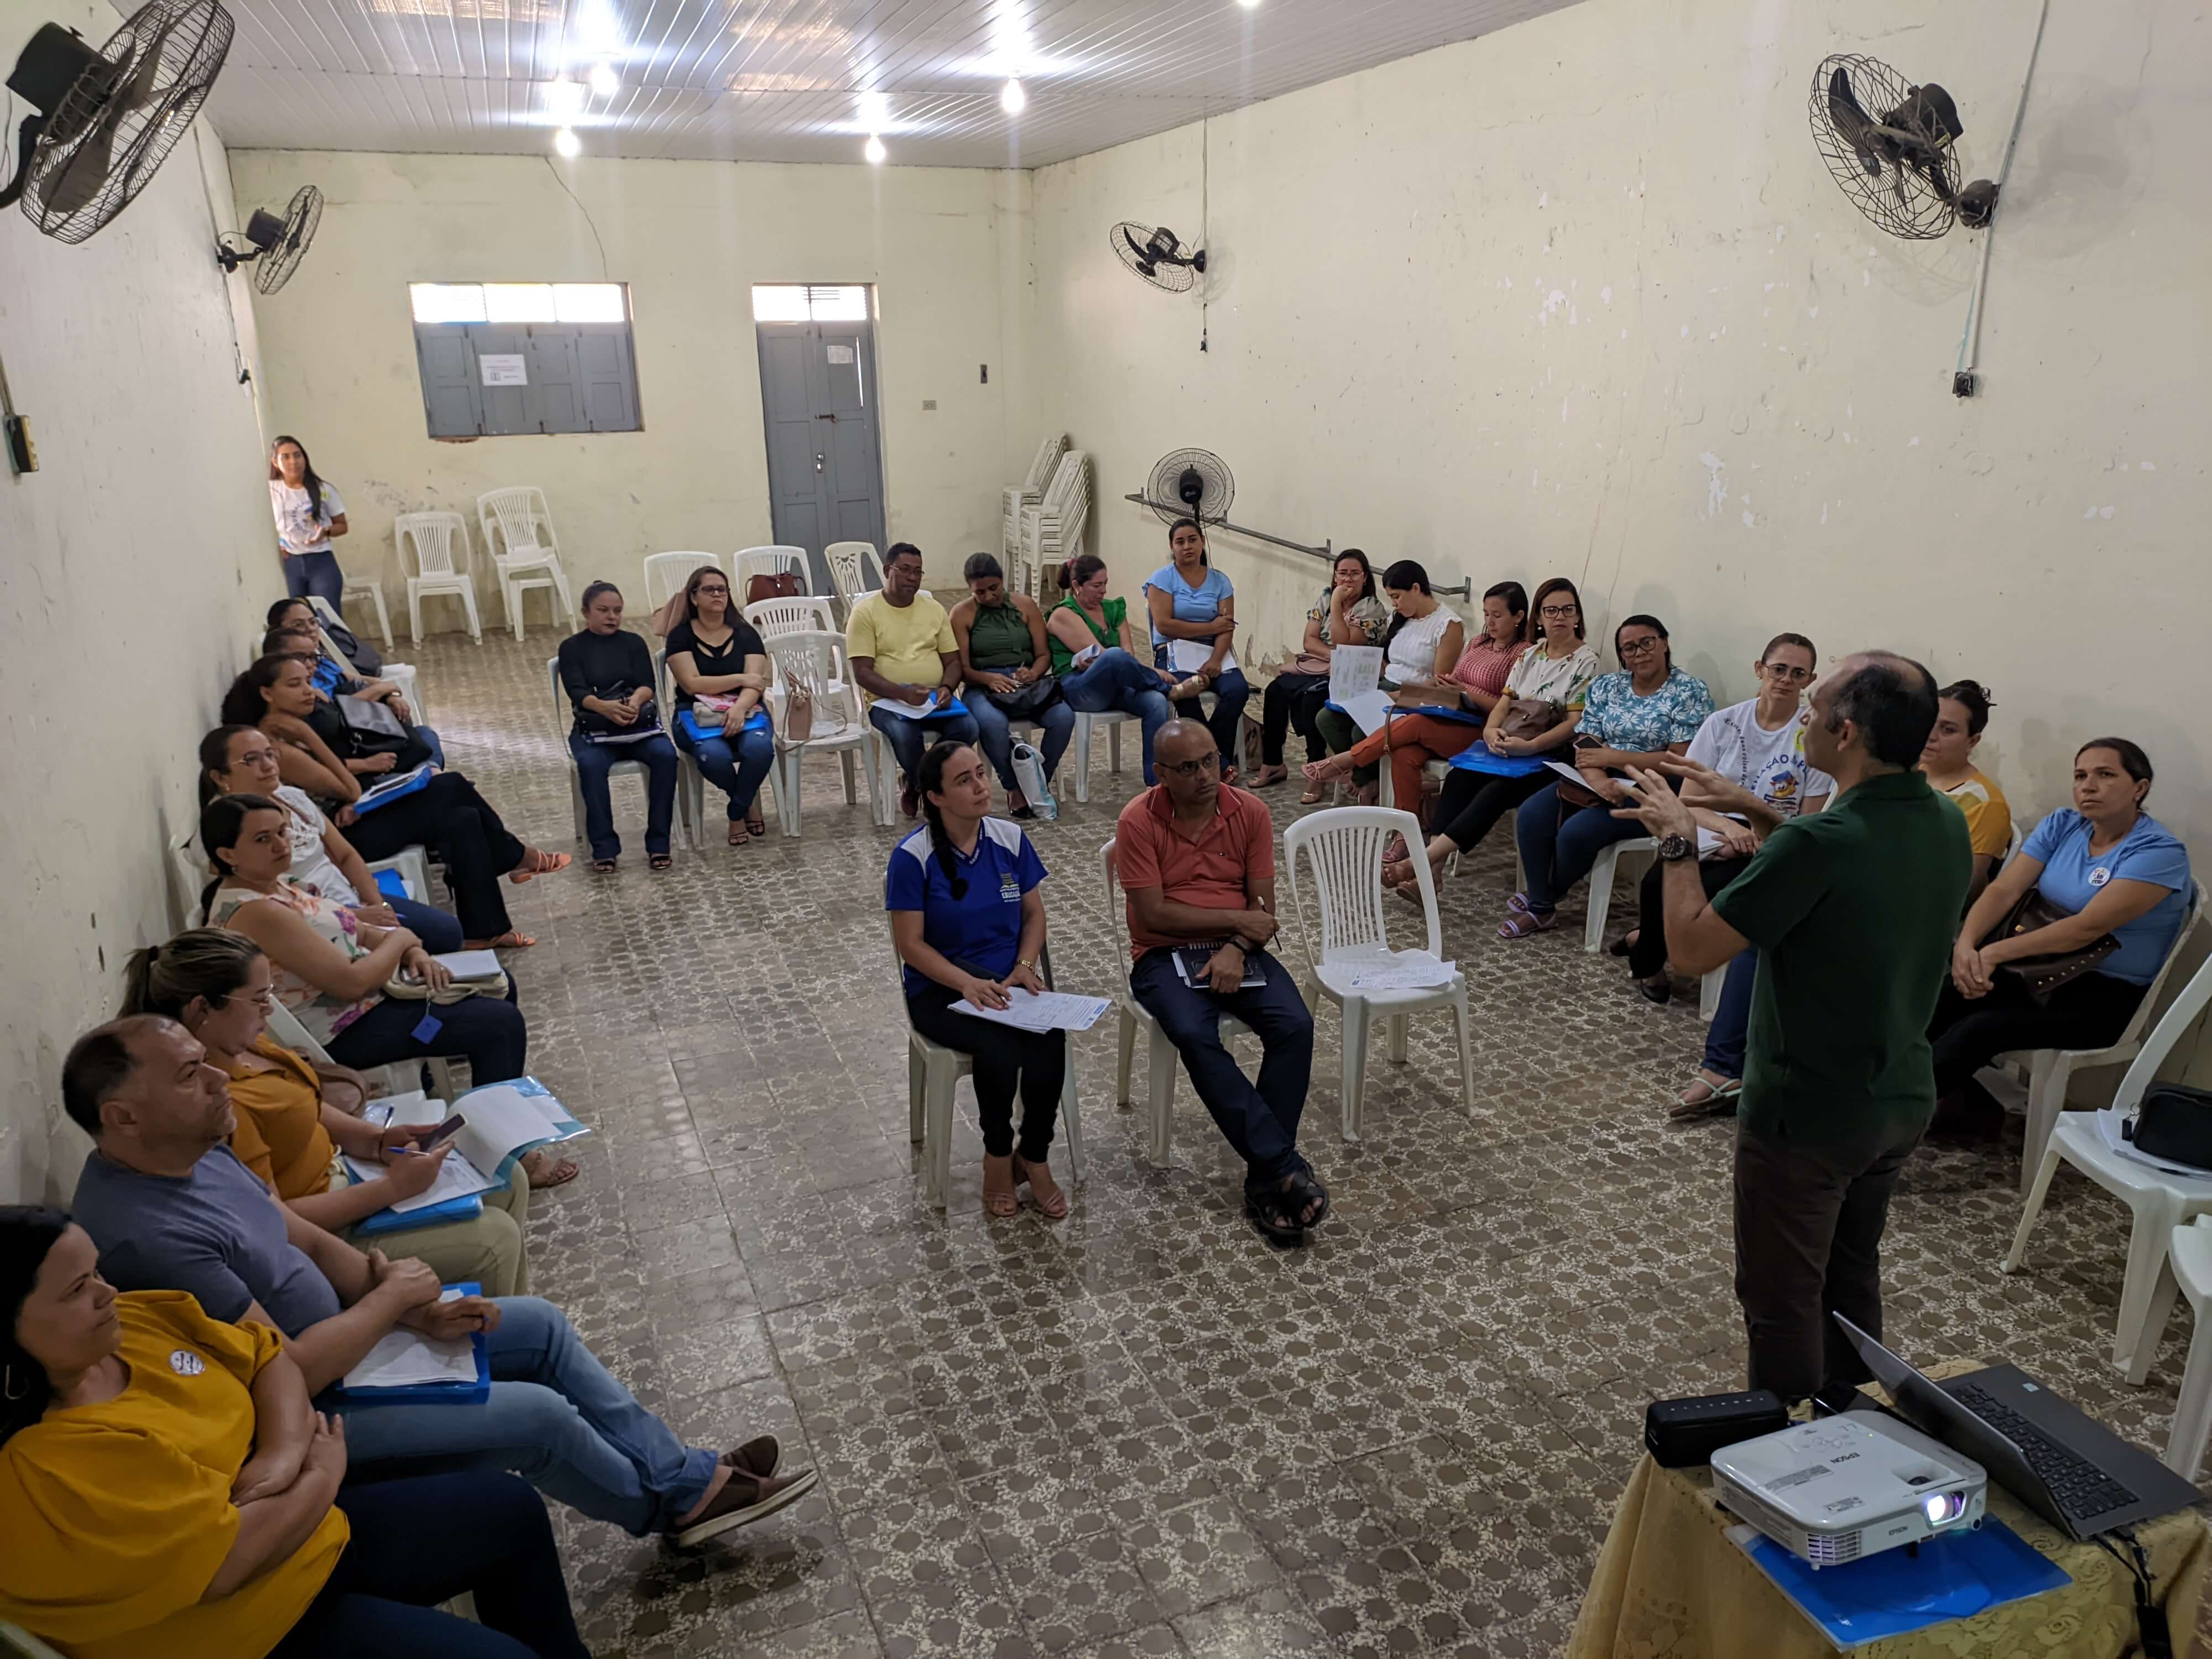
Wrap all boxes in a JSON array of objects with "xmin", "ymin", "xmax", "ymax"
[
  {"xmin": 1927, "ymin": 971, "xmax": 2145, "ymax": 1098},
  {"xmin": 906, "ymin": 980, "xmax": 1065, "ymax": 1160},
  {"xmin": 1627, "ymin": 857, "xmax": 1749, "ymax": 978},
  {"xmin": 1432, "ymin": 768, "xmax": 1547, "ymax": 854},
  {"xmin": 1260, "ymin": 672, "xmax": 1329, "ymax": 766},
  {"xmin": 343, "ymin": 771, "xmax": 526, "ymax": 941},
  {"xmin": 1734, "ymin": 1115, "xmax": 1924, "ymax": 1403}
]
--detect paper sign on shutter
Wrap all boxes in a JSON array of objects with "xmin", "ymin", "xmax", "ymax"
[
  {"xmin": 479, "ymin": 354, "xmax": 528, "ymax": 387},
  {"xmin": 826, "ymin": 345, "xmax": 855, "ymax": 364}
]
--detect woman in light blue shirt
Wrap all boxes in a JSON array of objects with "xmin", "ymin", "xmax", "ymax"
[
  {"xmin": 1143, "ymin": 518, "xmax": 1248, "ymax": 780},
  {"xmin": 1933, "ymin": 737, "xmax": 2194, "ymax": 1099}
]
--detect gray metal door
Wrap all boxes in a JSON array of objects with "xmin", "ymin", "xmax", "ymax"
[{"xmin": 756, "ymin": 320, "xmax": 886, "ymax": 591}]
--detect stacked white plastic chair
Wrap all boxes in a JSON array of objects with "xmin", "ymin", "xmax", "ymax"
[
  {"xmin": 734, "ymin": 545, "xmax": 811, "ymax": 596},
  {"xmin": 1002, "ymin": 434, "xmax": 1067, "ymax": 568},
  {"xmin": 824, "ymin": 541, "xmax": 881, "ymax": 622},
  {"xmin": 1021, "ymin": 450, "xmax": 1091, "ymax": 585},
  {"xmin": 393, "ymin": 512, "xmax": 484, "ymax": 645},
  {"xmin": 477, "ymin": 487, "xmax": 575, "ymax": 639},
  {"xmin": 744, "ymin": 594, "xmax": 839, "ymax": 641},
  {"xmin": 763, "ymin": 630, "xmax": 888, "ymax": 836},
  {"xmin": 641, "ymin": 551, "xmax": 718, "ymax": 614}
]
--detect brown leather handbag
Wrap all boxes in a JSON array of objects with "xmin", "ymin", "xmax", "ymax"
[
  {"xmin": 1499, "ymin": 697, "xmax": 1566, "ymax": 743},
  {"xmin": 746, "ymin": 571, "xmax": 801, "ymax": 606},
  {"xmin": 1983, "ymin": 889, "xmax": 2120, "ymax": 1005}
]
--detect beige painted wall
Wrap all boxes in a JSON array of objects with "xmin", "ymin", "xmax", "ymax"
[
  {"xmin": 1026, "ymin": 0, "xmax": 2211, "ymax": 854},
  {"xmin": 0, "ymin": 0, "xmax": 273, "ymax": 1202},
  {"xmin": 228, "ymin": 149, "xmax": 1034, "ymax": 611}
]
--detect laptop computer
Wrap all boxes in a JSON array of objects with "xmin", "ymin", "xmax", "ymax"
[{"xmin": 1834, "ymin": 1314, "xmax": 2203, "ymax": 1540}]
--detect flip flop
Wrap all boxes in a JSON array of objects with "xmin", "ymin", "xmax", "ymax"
[
  {"xmin": 1668, "ymin": 1077, "xmax": 1744, "ymax": 1120},
  {"xmin": 463, "ymin": 931, "xmax": 537, "ymax": 950}
]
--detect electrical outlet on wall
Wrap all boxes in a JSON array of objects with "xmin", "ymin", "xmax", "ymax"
[{"xmin": 922, "ymin": 399, "xmax": 938, "ymax": 411}]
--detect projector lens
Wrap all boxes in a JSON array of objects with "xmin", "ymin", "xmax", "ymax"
[{"xmin": 1922, "ymin": 1491, "xmax": 1965, "ymax": 1525}]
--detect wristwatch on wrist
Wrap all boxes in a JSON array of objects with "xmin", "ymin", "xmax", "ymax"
[{"xmin": 1657, "ymin": 833, "xmax": 1695, "ymax": 863}]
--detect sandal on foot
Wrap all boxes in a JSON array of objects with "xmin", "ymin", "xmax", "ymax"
[
  {"xmin": 745, "ymin": 811, "xmax": 768, "ymax": 838},
  {"xmin": 1505, "ymin": 890, "xmax": 1535, "ymax": 916},
  {"xmin": 463, "ymin": 931, "xmax": 537, "ymax": 950},
  {"xmin": 1668, "ymin": 1076, "xmax": 1743, "ymax": 1120},
  {"xmin": 509, "ymin": 849, "xmax": 572, "ymax": 884},
  {"xmin": 1497, "ymin": 907, "xmax": 1557, "ymax": 940},
  {"xmin": 729, "ymin": 820, "xmax": 749, "ymax": 847},
  {"xmin": 1281, "ymin": 1168, "xmax": 1331, "ymax": 1229},
  {"xmin": 1608, "ymin": 931, "xmax": 1638, "ymax": 958},
  {"xmin": 1244, "ymin": 1190, "xmax": 1303, "ymax": 1245},
  {"xmin": 592, "ymin": 858, "xmax": 619, "ymax": 875},
  {"xmin": 523, "ymin": 1150, "xmax": 580, "ymax": 1190},
  {"xmin": 1298, "ymin": 784, "xmax": 1326, "ymax": 805},
  {"xmin": 1383, "ymin": 834, "xmax": 1411, "ymax": 865},
  {"xmin": 1250, "ymin": 764, "xmax": 1288, "ymax": 788},
  {"xmin": 649, "ymin": 853, "xmax": 674, "ymax": 872},
  {"xmin": 1013, "ymin": 1155, "xmax": 1069, "ymax": 1219},
  {"xmin": 982, "ymin": 1155, "xmax": 1020, "ymax": 1217}
]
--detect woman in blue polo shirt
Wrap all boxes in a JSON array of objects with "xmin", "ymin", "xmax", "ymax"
[
  {"xmin": 1144, "ymin": 518, "xmax": 1248, "ymax": 780},
  {"xmin": 886, "ymin": 741, "xmax": 1068, "ymax": 1219},
  {"xmin": 1934, "ymin": 736, "xmax": 2194, "ymax": 1098}
]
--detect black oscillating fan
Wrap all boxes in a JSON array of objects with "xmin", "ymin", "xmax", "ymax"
[
  {"xmin": 1809, "ymin": 53, "xmax": 1997, "ymax": 240},
  {"xmin": 0, "ymin": 1, "xmax": 234, "ymax": 244},
  {"xmin": 1112, "ymin": 222, "xmax": 1206, "ymax": 294},
  {"xmin": 1145, "ymin": 448, "xmax": 1234, "ymax": 525},
  {"xmin": 218, "ymin": 184, "xmax": 321, "ymax": 293}
]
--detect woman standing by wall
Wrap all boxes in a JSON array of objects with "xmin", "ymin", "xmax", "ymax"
[{"xmin": 268, "ymin": 436, "xmax": 349, "ymax": 608}]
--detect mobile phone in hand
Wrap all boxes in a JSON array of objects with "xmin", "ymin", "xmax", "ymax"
[{"xmin": 414, "ymin": 1113, "xmax": 466, "ymax": 1153}]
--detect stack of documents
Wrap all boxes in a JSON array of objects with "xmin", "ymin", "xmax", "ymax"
[
  {"xmin": 340, "ymin": 1285, "xmax": 491, "ymax": 1404},
  {"xmin": 948, "ymin": 988, "xmax": 1112, "ymax": 1031}
]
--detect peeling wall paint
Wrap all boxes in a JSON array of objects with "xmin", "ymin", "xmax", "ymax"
[{"xmin": 1, "ymin": 0, "xmax": 272, "ymax": 1202}]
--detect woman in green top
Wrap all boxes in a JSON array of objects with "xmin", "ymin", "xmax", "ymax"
[
  {"xmin": 950, "ymin": 554, "xmax": 1072, "ymax": 817},
  {"xmin": 1043, "ymin": 554, "xmax": 1177, "ymax": 787}
]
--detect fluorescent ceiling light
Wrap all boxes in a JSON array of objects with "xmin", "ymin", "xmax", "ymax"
[
  {"xmin": 588, "ymin": 61, "xmax": 619, "ymax": 99},
  {"xmin": 1000, "ymin": 77, "xmax": 1026, "ymax": 114},
  {"xmin": 573, "ymin": 0, "xmax": 623, "ymax": 55},
  {"xmin": 553, "ymin": 126, "xmax": 581, "ymax": 158},
  {"xmin": 864, "ymin": 134, "xmax": 887, "ymax": 164},
  {"xmin": 545, "ymin": 77, "xmax": 586, "ymax": 117},
  {"xmin": 857, "ymin": 90, "xmax": 890, "ymax": 131}
]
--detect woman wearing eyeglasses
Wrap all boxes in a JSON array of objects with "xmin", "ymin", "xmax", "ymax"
[
  {"xmin": 665, "ymin": 566, "xmax": 774, "ymax": 846},
  {"xmin": 1501, "ymin": 612, "xmax": 1710, "ymax": 939}
]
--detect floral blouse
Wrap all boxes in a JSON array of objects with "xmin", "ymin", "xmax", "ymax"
[
  {"xmin": 1577, "ymin": 666, "xmax": 1714, "ymax": 753},
  {"xmin": 1305, "ymin": 586, "xmax": 1389, "ymax": 648},
  {"xmin": 208, "ymin": 877, "xmax": 377, "ymax": 1045}
]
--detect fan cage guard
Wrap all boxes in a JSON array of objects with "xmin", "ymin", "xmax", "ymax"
[
  {"xmin": 23, "ymin": 0, "xmax": 235, "ymax": 245},
  {"xmin": 1808, "ymin": 53, "xmax": 1961, "ymax": 242},
  {"xmin": 1111, "ymin": 221, "xmax": 1201, "ymax": 294},
  {"xmin": 1146, "ymin": 448, "xmax": 1236, "ymax": 526},
  {"xmin": 256, "ymin": 185, "xmax": 322, "ymax": 294}
]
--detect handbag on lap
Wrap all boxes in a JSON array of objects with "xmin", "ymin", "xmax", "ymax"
[{"xmin": 1981, "ymin": 889, "xmax": 2120, "ymax": 1005}]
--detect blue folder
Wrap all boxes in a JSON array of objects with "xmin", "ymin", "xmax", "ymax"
[
  {"xmin": 351, "ymin": 1192, "xmax": 485, "ymax": 1236},
  {"xmin": 1403, "ymin": 703, "xmax": 1484, "ymax": 724},
  {"xmin": 1738, "ymin": 1517, "xmax": 2068, "ymax": 1648},
  {"xmin": 372, "ymin": 868, "xmax": 411, "ymax": 902},
  {"xmin": 351, "ymin": 763, "xmax": 436, "ymax": 815},
  {"xmin": 335, "ymin": 1281, "xmax": 492, "ymax": 1405},
  {"xmin": 1448, "ymin": 741, "xmax": 1550, "ymax": 778},
  {"xmin": 676, "ymin": 707, "xmax": 771, "ymax": 745}
]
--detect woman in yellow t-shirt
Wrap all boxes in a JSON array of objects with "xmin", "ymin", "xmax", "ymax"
[
  {"xmin": 118, "ymin": 930, "xmax": 534, "ymax": 1297},
  {"xmin": 1921, "ymin": 680, "xmax": 2014, "ymax": 905},
  {"xmin": 0, "ymin": 1208, "xmax": 587, "ymax": 1658}
]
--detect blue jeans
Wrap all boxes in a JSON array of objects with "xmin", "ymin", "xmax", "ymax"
[
  {"xmin": 272, "ymin": 1472, "xmax": 588, "ymax": 1657},
  {"xmin": 674, "ymin": 719, "xmax": 775, "ymax": 821},
  {"xmin": 969, "ymin": 687, "xmax": 1074, "ymax": 792},
  {"xmin": 411, "ymin": 724, "xmax": 447, "ymax": 769},
  {"xmin": 568, "ymin": 731, "xmax": 677, "ymax": 860},
  {"xmin": 390, "ymin": 895, "xmax": 463, "ymax": 954},
  {"xmin": 1702, "ymin": 949, "xmax": 1756, "ymax": 1079},
  {"xmin": 869, "ymin": 702, "xmax": 980, "ymax": 783},
  {"xmin": 331, "ymin": 1297, "xmax": 717, "ymax": 1538},
  {"xmin": 1058, "ymin": 650, "xmax": 1173, "ymax": 785},
  {"xmin": 1514, "ymin": 782, "xmax": 1650, "ymax": 912},
  {"xmin": 325, "ymin": 971, "xmax": 527, "ymax": 1084},
  {"xmin": 1130, "ymin": 947, "xmax": 1314, "ymax": 1193},
  {"xmin": 285, "ymin": 548, "xmax": 345, "ymax": 605},
  {"xmin": 1154, "ymin": 648, "xmax": 1249, "ymax": 771}
]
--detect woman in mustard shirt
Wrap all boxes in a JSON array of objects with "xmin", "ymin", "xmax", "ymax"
[{"xmin": 0, "ymin": 1208, "xmax": 587, "ymax": 1658}]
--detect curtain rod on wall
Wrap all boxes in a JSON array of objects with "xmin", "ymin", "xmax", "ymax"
[{"xmin": 1119, "ymin": 493, "xmax": 1474, "ymax": 601}]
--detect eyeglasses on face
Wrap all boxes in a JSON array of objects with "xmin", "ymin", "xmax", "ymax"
[
  {"xmin": 695, "ymin": 584, "xmax": 729, "ymax": 597},
  {"xmin": 1761, "ymin": 663, "xmax": 1814, "ymax": 682},
  {"xmin": 1618, "ymin": 637, "xmax": 1664, "ymax": 656},
  {"xmin": 1540, "ymin": 604, "xmax": 1578, "ymax": 619},
  {"xmin": 1159, "ymin": 753, "xmax": 1220, "ymax": 777}
]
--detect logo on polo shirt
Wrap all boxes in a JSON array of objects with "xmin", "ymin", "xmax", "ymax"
[
  {"xmin": 169, "ymin": 1349, "xmax": 206, "ymax": 1377},
  {"xmin": 1000, "ymin": 870, "xmax": 1020, "ymax": 901}
]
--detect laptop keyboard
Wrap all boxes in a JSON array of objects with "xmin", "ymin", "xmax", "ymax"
[{"xmin": 1951, "ymin": 1383, "xmax": 2140, "ymax": 1521}]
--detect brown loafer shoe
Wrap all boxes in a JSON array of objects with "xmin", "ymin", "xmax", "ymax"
[
  {"xmin": 722, "ymin": 1435, "xmax": 781, "ymax": 1478},
  {"xmin": 669, "ymin": 1466, "xmax": 818, "ymax": 1548}
]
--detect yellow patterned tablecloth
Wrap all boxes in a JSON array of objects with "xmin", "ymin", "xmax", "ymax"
[{"xmin": 1568, "ymin": 1368, "xmax": 2210, "ymax": 1659}]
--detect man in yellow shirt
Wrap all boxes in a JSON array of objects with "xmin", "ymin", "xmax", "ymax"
[{"xmin": 846, "ymin": 541, "xmax": 980, "ymax": 816}]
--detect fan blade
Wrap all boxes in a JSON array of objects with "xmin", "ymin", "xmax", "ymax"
[
  {"xmin": 41, "ymin": 15, "xmax": 175, "ymax": 217},
  {"xmin": 1827, "ymin": 67, "xmax": 1884, "ymax": 178}
]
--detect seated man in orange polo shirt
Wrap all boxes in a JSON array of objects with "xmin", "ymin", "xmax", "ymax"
[{"xmin": 1115, "ymin": 720, "xmax": 1326, "ymax": 1243}]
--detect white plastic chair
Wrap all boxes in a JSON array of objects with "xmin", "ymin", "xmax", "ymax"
[
  {"xmin": 2004, "ymin": 946, "xmax": 2212, "ymax": 1384},
  {"xmin": 1003, "ymin": 434, "xmax": 1067, "ymax": 564},
  {"xmin": 1582, "ymin": 836, "xmax": 1658, "ymax": 953},
  {"xmin": 735, "ymin": 545, "xmax": 811, "ymax": 597},
  {"xmin": 2163, "ymin": 1217, "xmax": 2212, "ymax": 1476},
  {"xmin": 1070, "ymin": 709, "xmax": 1135, "ymax": 804},
  {"xmin": 477, "ymin": 487, "xmax": 575, "ymax": 639},
  {"xmin": 1284, "ymin": 807, "xmax": 1475, "ymax": 1142},
  {"xmin": 547, "ymin": 656, "xmax": 692, "ymax": 853},
  {"xmin": 1999, "ymin": 880, "xmax": 2205, "ymax": 1196},
  {"xmin": 1103, "ymin": 837, "xmax": 1255, "ymax": 1167},
  {"xmin": 338, "ymin": 568, "xmax": 394, "ymax": 649},
  {"xmin": 394, "ymin": 512, "xmax": 484, "ymax": 645},
  {"xmin": 825, "ymin": 541, "xmax": 882, "ymax": 620},
  {"xmin": 763, "ymin": 630, "xmax": 888, "ymax": 836},
  {"xmin": 900, "ymin": 938, "xmax": 1087, "ymax": 1211},
  {"xmin": 744, "ymin": 594, "xmax": 840, "ymax": 641},
  {"xmin": 653, "ymin": 647, "xmax": 710, "ymax": 849},
  {"xmin": 642, "ymin": 552, "xmax": 719, "ymax": 614}
]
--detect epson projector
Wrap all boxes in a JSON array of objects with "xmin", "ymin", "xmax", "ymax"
[{"xmin": 1711, "ymin": 1413, "xmax": 1987, "ymax": 1567}]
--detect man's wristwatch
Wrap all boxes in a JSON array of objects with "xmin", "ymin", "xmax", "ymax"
[{"xmin": 1657, "ymin": 833, "xmax": 1695, "ymax": 863}]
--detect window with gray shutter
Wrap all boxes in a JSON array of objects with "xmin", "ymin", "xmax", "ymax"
[{"xmin": 408, "ymin": 283, "xmax": 641, "ymax": 438}]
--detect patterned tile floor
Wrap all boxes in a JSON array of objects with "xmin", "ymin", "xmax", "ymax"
[{"xmin": 394, "ymin": 623, "xmax": 2202, "ymax": 1657}]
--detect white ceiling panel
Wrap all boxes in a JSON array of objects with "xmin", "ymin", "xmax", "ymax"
[{"xmin": 196, "ymin": 0, "xmax": 1587, "ymax": 168}]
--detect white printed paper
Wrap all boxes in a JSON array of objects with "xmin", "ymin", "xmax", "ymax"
[
  {"xmin": 342, "ymin": 1146, "xmax": 497, "ymax": 1213},
  {"xmin": 1338, "ymin": 951, "xmax": 1458, "ymax": 992},
  {"xmin": 949, "ymin": 988, "xmax": 1112, "ymax": 1032},
  {"xmin": 1069, "ymin": 643, "xmax": 1101, "ymax": 670},
  {"xmin": 344, "ymin": 1291, "xmax": 479, "ymax": 1390},
  {"xmin": 1167, "ymin": 637, "xmax": 1238, "ymax": 675},
  {"xmin": 1328, "ymin": 645, "xmax": 1383, "ymax": 706},
  {"xmin": 1544, "ymin": 759, "xmax": 1589, "ymax": 787},
  {"xmin": 826, "ymin": 343, "xmax": 856, "ymax": 364},
  {"xmin": 1336, "ymin": 690, "xmax": 1393, "ymax": 737},
  {"xmin": 873, "ymin": 694, "xmax": 954, "ymax": 720},
  {"xmin": 379, "ymin": 1077, "xmax": 588, "ymax": 1185},
  {"xmin": 431, "ymin": 950, "xmax": 504, "ymax": 982},
  {"xmin": 478, "ymin": 353, "xmax": 528, "ymax": 387}
]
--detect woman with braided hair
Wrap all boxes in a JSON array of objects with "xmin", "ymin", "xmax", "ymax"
[{"xmin": 884, "ymin": 741, "xmax": 1069, "ymax": 1219}]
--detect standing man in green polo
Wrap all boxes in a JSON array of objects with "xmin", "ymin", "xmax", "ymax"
[{"xmin": 1613, "ymin": 652, "xmax": 1969, "ymax": 1403}]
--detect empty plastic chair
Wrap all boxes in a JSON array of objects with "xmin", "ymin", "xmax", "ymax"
[
  {"xmin": 394, "ymin": 511, "xmax": 484, "ymax": 645},
  {"xmin": 477, "ymin": 487, "xmax": 575, "ymax": 639}
]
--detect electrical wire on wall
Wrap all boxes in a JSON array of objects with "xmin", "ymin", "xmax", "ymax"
[
  {"xmin": 1199, "ymin": 116, "xmax": 1209, "ymax": 354},
  {"xmin": 1953, "ymin": 0, "xmax": 2052, "ymax": 393}
]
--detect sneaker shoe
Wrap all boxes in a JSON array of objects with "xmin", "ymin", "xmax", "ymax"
[
  {"xmin": 669, "ymin": 1467, "xmax": 818, "ymax": 1548},
  {"xmin": 721, "ymin": 1435, "xmax": 780, "ymax": 1478}
]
